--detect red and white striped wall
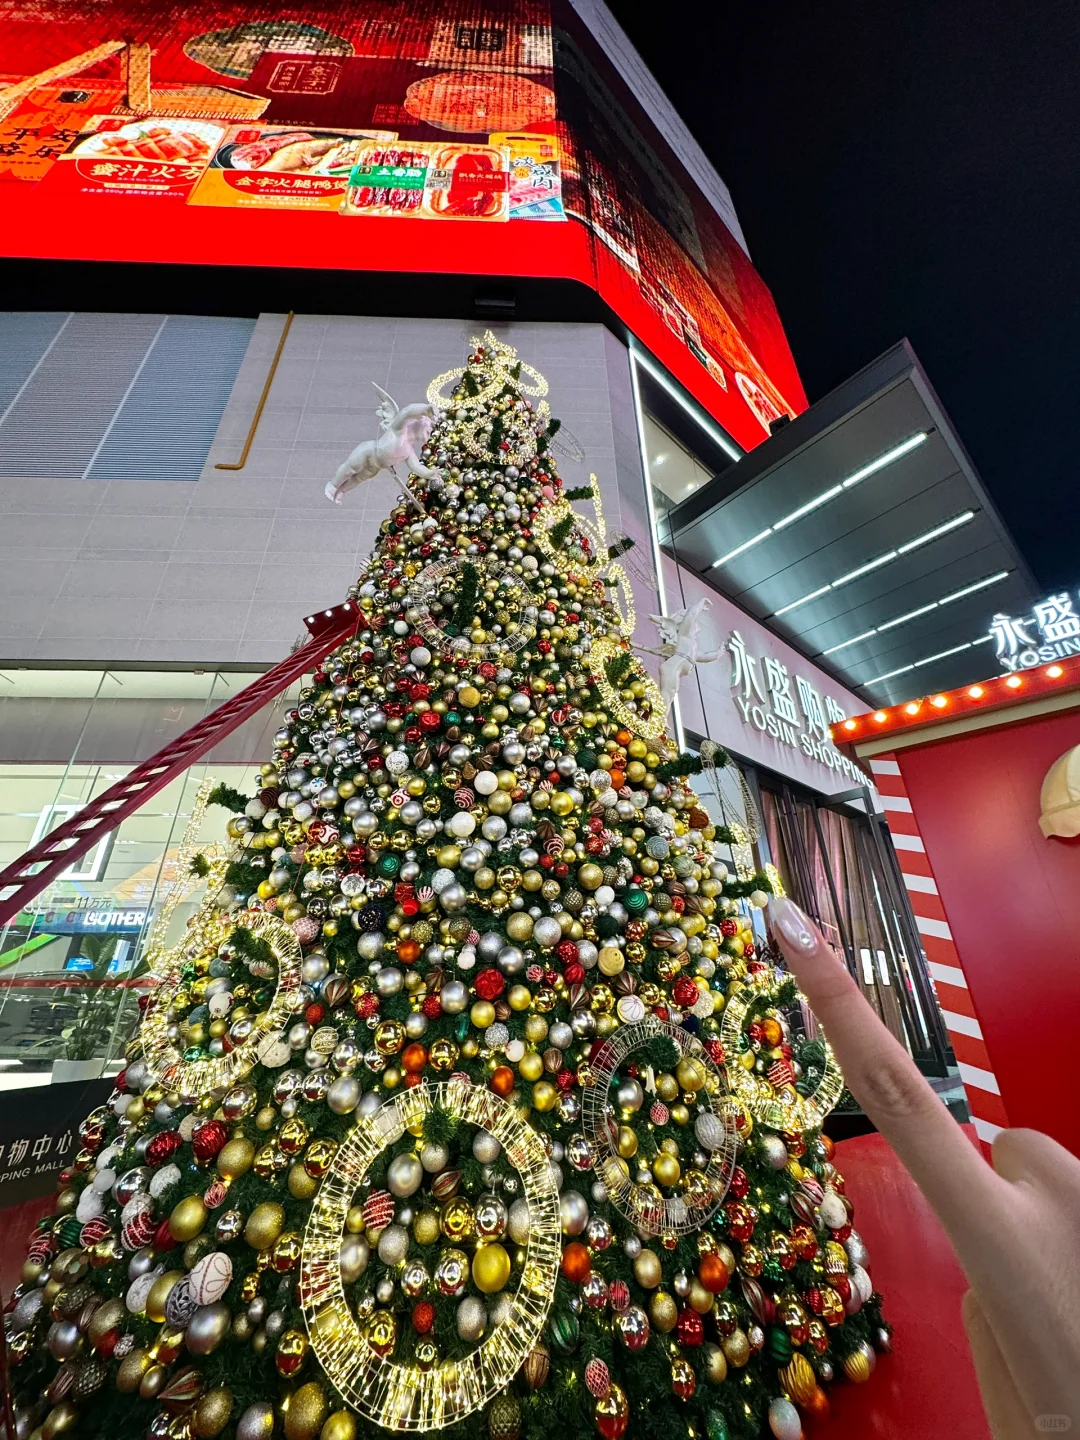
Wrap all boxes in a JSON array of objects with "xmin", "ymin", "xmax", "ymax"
[{"xmin": 868, "ymin": 753, "xmax": 1008, "ymax": 1153}]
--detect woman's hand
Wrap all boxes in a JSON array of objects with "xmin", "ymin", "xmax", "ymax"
[{"xmin": 769, "ymin": 895, "xmax": 1080, "ymax": 1438}]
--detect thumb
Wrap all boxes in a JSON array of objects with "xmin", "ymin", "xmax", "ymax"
[{"xmin": 961, "ymin": 1291, "xmax": 1040, "ymax": 1440}]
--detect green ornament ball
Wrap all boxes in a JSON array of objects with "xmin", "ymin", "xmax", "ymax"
[
  {"xmin": 767, "ymin": 1327, "xmax": 793, "ymax": 1363},
  {"xmin": 706, "ymin": 1412, "xmax": 729, "ymax": 1440}
]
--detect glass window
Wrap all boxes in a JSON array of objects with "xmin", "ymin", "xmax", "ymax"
[
  {"xmin": 0, "ymin": 667, "xmax": 296, "ymax": 1091},
  {"xmin": 642, "ymin": 410, "xmax": 715, "ymax": 516}
]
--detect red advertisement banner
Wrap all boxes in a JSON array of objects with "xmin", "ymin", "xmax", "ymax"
[{"xmin": 0, "ymin": 1, "xmax": 806, "ymax": 448}]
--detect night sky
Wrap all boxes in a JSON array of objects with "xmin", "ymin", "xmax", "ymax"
[{"xmin": 609, "ymin": 0, "xmax": 1080, "ymax": 590}]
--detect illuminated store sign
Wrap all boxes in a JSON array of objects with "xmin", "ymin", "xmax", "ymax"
[
  {"xmin": 990, "ymin": 593, "xmax": 1080, "ymax": 672},
  {"xmin": 726, "ymin": 630, "xmax": 866, "ymax": 786}
]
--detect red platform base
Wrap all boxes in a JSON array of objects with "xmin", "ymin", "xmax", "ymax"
[
  {"xmin": 826, "ymin": 1129, "xmax": 990, "ymax": 1440},
  {"xmin": 1, "ymin": 1132, "xmax": 990, "ymax": 1438}
]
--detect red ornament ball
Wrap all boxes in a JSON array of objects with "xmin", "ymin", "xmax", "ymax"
[
  {"xmin": 192, "ymin": 1120, "xmax": 228, "ymax": 1164},
  {"xmin": 724, "ymin": 1201, "xmax": 755, "ymax": 1242},
  {"xmin": 729, "ymin": 1167, "xmax": 750, "ymax": 1199},
  {"xmin": 585, "ymin": 1359, "xmax": 611, "ymax": 1399},
  {"xmin": 672, "ymin": 976, "xmax": 698, "ymax": 1009},
  {"xmin": 473, "ymin": 969, "xmax": 506, "ymax": 1001},
  {"xmin": 146, "ymin": 1130, "xmax": 182, "ymax": 1167},
  {"xmin": 305, "ymin": 1003, "xmax": 326, "ymax": 1026},
  {"xmin": 362, "ymin": 1190, "xmax": 395, "ymax": 1233},
  {"xmin": 412, "ymin": 1302, "xmax": 435, "ymax": 1334},
  {"xmin": 561, "ymin": 1242, "xmax": 592, "ymax": 1283},
  {"xmin": 676, "ymin": 1308, "xmax": 704, "ymax": 1347},
  {"xmin": 608, "ymin": 1280, "xmax": 630, "ymax": 1312}
]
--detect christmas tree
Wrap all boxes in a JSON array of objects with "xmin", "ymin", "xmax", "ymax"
[{"xmin": 7, "ymin": 336, "xmax": 887, "ymax": 1440}]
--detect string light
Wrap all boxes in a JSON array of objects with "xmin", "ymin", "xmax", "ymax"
[
  {"xmin": 142, "ymin": 778, "xmax": 228, "ymax": 976},
  {"xmin": 300, "ymin": 1079, "xmax": 561, "ymax": 1432},
  {"xmin": 581, "ymin": 1018, "xmax": 737, "ymax": 1237},
  {"xmin": 587, "ymin": 633, "xmax": 671, "ymax": 749},
  {"xmin": 721, "ymin": 970, "xmax": 844, "ymax": 1130},
  {"xmin": 141, "ymin": 909, "xmax": 303, "ymax": 1100}
]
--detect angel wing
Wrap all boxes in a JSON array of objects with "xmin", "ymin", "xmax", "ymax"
[{"xmin": 372, "ymin": 382, "xmax": 399, "ymax": 432}]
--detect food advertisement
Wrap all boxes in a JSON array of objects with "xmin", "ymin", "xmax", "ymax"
[{"xmin": 0, "ymin": 0, "xmax": 806, "ymax": 449}]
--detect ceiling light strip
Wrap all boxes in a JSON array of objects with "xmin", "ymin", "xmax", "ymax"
[
  {"xmin": 820, "ymin": 570, "xmax": 1010, "ymax": 658},
  {"xmin": 710, "ymin": 429, "xmax": 929, "ymax": 568},
  {"xmin": 773, "ymin": 510, "xmax": 977, "ymax": 621},
  {"xmin": 864, "ymin": 634, "xmax": 993, "ymax": 687}
]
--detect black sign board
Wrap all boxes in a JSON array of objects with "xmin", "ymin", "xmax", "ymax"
[{"xmin": 0, "ymin": 1076, "xmax": 113, "ymax": 1209}]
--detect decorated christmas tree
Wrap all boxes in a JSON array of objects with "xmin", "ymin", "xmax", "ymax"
[{"xmin": 7, "ymin": 336, "xmax": 888, "ymax": 1440}]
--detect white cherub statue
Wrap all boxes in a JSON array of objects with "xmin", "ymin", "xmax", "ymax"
[
  {"xmin": 325, "ymin": 384, "xmax": 441, "ymax": 509},
  {"xmin": 644, "ymin": 597, "xmax": 724, "ymax": 718}
]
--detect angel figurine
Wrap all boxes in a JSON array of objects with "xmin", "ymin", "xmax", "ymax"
[
  {"xmin": 325, "ymin": 384, "xmax": 441, "ymax": 510},
  {"xmin": 643, "ymin": 597, "xmax": 724, "ymax": 718}
]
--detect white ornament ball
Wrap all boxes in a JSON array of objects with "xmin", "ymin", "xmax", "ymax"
[
  {"xmin": 474, "ymin": 771, "xmax": 499, "ymax": 796},
  {"xmin": 446, "ymin": 811, "xmax": 476, "ymax": 838},
  {"xmin": 750, "ymin": 890, "xmax": 770, "ymax": 909},
  {"xmin": 189, "ymin": 1251, "xmax": 233, "ymax": 1306},
  {"xmin": 126, "ymin": 1269, "xmax": 161, "ymax": 1315},
  {"xmin": 818, "ymin": 1190, "xmax": 848, "ymax": 1229},
  {"xmin": 768, "ymin": 1397, "xmax": 802, "ymax": 1440},
  {"xmin": 149, "ymin": 1164, "xmax": 182, "ymax": 1198}
]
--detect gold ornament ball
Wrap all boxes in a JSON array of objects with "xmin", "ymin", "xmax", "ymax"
[
  {"xmin": 721, "ymin": 1328, "xmax": 751, "ymax": 1368},
  {"xmin": 633, "ymin": 1251, "xmax": 662, "ymax": 1288},
  {"xmin": 472, "ymin": 1243, "xmax": 512, "ymax": 1294},
  {"xmin": 145, "ymin": 1270, "xmax": 185, "ymax": 1324},
  {"xmin": 169, "ymin": 1195, "xmax": 208, "ymax": 1242},
  {"xmin": 532, "ymin": 1081, "xmax": 557, "ymax": 1112},
  {"xmin": 192, "ymin": 1389, "xmax": 234, "ymax": 1438},
  {"xmin": 688, "ymin": 1279, "xmax": 713, "ymax": 1315},
  {"xmin": 842, "ymin": 1349, "xmax": 873, "ymax": 1383},
  {"xmin": 345, "ymin": 1206, "xmax": 366, "ymax": 1234},
  {"xmin": 649, "ymin": 1291, "xmax": 678, "ymax": 1332},
  {"xmin": 505, "ymin": 913, "xmax": 534, "ymax": 942},
  {"xmin": 652, "ymin": 1153, "xmax": 680, "ymax": 1187},
  {"xmin": 578, "ymin": 863, "xmax": 603, "ymax": 891},
  {"xmin": 289, "ymin": 1163, "xmax": 319, "ymax": 1200},
  {"xmin": 216, "ymin": 1138, "xmax": 255, "ymax": 1180},
  {"xmin": 414, "ymin": 1211, "xmax": 440, "ymax": 1245},
  {"xmin": 441, "ymin": 1196, "xmax": 475, "ymax": 1242},
  {"xmin": 702, "ymin": 1343, "xmax": 728, "ymax": 1385},
  {"xmin": 116, "ymin": 1348, "xmax": 152, "ymax": 1392},
  {"xmin": 320, "ymin": 1413, "xmax": 357, "ymax": 1440},
  {"xmin": 519, "ymin": 1051, "xmax": 544, "ymax": 1082},
  {"xmin": 675, "ymin": 1057, "xmax": 707, "ymax": 1092},
  {"xmin": 246, "ymin": 1202, "xmax": 285, "ymax": 1251},
  {"xmin": 616, "ymin": 1126, "xmax": 638, "ymax": 1159},
  {"xmin": 284, "ymin": 1383, "xmax": 328, "ymax": 1440},
  {"xmin": 655, "ymin": 1073, "xmax": 679, "ymax": 1102},
  {"xmin": 470, "ymin": 1001, "xmax": 496, "ymax": 1030},
  {"xmin": 42, "ymin": 1403, "xmax": 79, "ymax": 1440}
]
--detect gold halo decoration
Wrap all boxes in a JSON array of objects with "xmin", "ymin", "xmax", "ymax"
[
  {"xmin": 405, "ymin": 554, "xmax": 536, "ymax": 661},
  {"xmin": 300, "ymin": 1078, "xmax": 561, "ymax": 1432},
  {"xmin": 720, "ymin": 968, "xmax": 844, "ymax": 1130},
  {"xmin": 141, "ymin": 909, "xmax": 303, "ymax": 1100},
  {"xmin": 581, "ymin": 1018, "xmax": 738, "ymax": 1238},
  {"xmin": 587, "ymin": 633, "xmax": 670, "ymax": 747}
]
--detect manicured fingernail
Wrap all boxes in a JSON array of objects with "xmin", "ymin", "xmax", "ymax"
[{"xmin": 768, "ymin": 895, "xmax": 817, "ymax": 952}]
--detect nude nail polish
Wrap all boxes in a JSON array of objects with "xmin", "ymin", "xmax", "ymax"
[{"xmin": 768, "ymin": 895, "xmax": 817, "ymax": 952}]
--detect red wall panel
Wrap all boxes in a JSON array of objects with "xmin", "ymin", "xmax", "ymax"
[{"xmin": 897, "ymin": 710, "xmax": 1080, "ymax": 1156}]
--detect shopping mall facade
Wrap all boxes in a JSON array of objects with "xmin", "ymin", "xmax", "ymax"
[{"xmin": 0, "ymin": 0, "xmax": 1037, "ymax": 1185}]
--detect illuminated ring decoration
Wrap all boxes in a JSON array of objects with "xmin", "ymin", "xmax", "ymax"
[
  {"xmin": 586, "ymin": 634, "xmax": 671, "ymax": 748},
  {"xmin": 300, "ymin": 1078, "xmax": 561, "ymax": 1432},
  {"xmin": 141, "ymin": 909, "xmax": 303, "ymax": 1100},
  {"xmin": 144, "ymin": 851, "xmax": 229, "ymax": 978},
  {"xmin": 582, "ymin": 1018, "xmax": 738, "ymax": 1238},
  {"xmin": 405, "ymin": 554, "xmax": 537, "ymax": 660},
  {"xmin": 720, "ymin": 968, "xmax": 845, "ymax": 1130}
]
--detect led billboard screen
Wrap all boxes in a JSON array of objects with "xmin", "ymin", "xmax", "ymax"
[{"xmin": 0, "ymin": 1, "xmax": 807, "ymax": 448}]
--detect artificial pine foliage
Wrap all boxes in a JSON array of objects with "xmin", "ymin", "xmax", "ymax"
[{"xmin": 8, "ymin": 336, "xmax": 886, "ymax": 1440}]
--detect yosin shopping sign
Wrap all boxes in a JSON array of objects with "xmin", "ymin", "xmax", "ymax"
[
  {"xmin": 725, "ymin": 630, "xmax": 866, "ymax": 786},
  {"xmin": 990, "ymin": 592, "xmax": 1080, "ymax": 672}
]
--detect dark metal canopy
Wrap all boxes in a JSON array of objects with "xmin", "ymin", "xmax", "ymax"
[{"xmin": 660, "ymin": 341, "xmax": 1039, "ymax": 707}]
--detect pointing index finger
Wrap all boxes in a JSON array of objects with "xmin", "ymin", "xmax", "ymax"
[{"xmin": 767, "ymin": 895, "xmax": 999, "ymax": 1233}]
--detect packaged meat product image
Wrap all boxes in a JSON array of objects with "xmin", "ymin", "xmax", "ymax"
[{"xmin": 423, "ymin": 143, "xmax": 510, "ymax": 220}]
